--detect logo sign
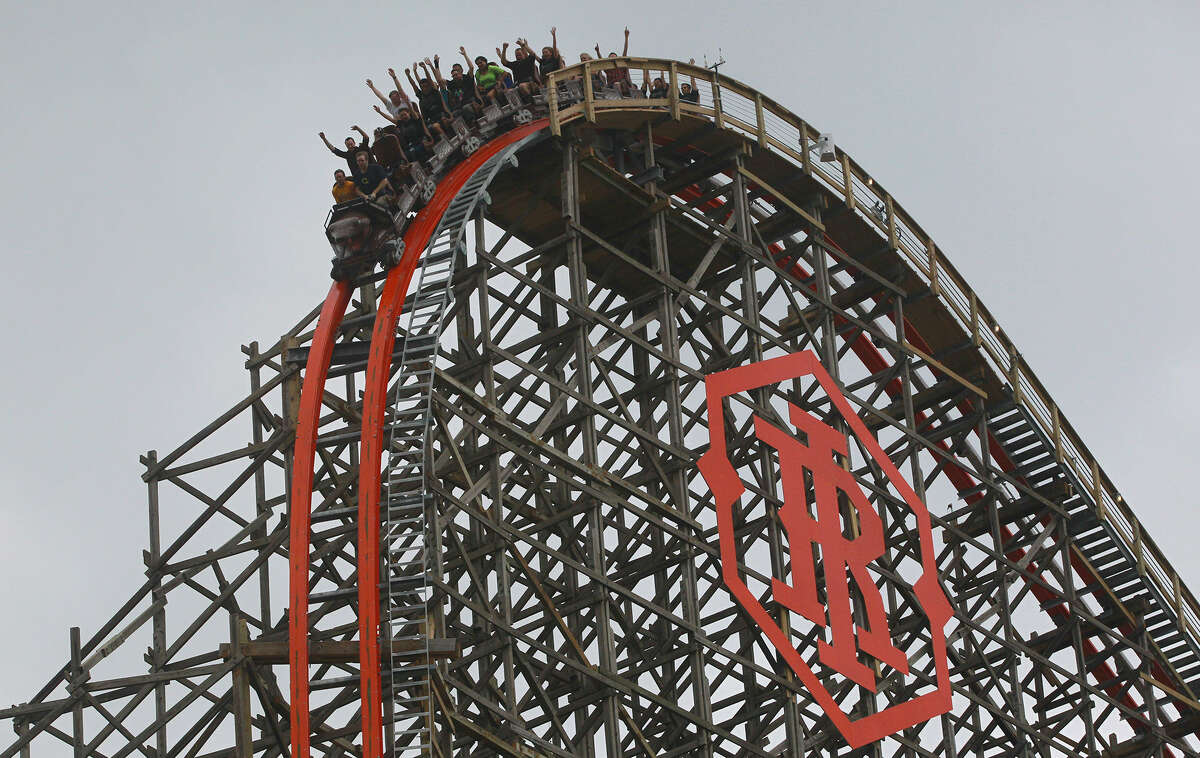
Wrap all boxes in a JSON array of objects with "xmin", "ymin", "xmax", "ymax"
[{"xmin": 697, "ymin": 351, "xmax": 952, "ymax": 747}]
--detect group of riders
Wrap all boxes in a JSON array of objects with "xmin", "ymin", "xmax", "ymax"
[{"xmin": 323, "ymin": 28, "xmax": 702, "ymax": 206}]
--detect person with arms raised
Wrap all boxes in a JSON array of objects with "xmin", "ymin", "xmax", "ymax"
[
  {"xmin": 462, "ymin": 46, "xmax": 508, "ymax": 106},
  {"xmin": 430, "ymin": 54, "xmax": 483, "ymax": 121},
  {"xmin": 367, "ymin": 71, "xmax": 413, "ymax": 120},
  {"xmin": 320, "ymin": 126, "xmax": 372, "ymax": 174},
  {"xmin": 499, "ymin": 40, "xmax": 540, "ymax": 98},
  {"xmin": 595, "ymin": 28, "xmax": 631, "ymax": 95},
  {"xmin": 374, "ymin": 104, "xmax": 432, "ymax": 162}
]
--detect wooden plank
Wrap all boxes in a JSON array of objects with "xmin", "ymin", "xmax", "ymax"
[
  {"xmin": 218, "ymin": 638, "xmax": 460, "ymax": 664},
  {"xmin": 903, "ymin": 341, "xmax": 988, "ymax": 399},
  {"xmin": 736, "ymin": 166, "xmax": 825, "ymax": 232}
]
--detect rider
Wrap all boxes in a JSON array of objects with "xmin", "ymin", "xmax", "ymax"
[
  {"xmin": 332, "ymin": 169, "xmax": 361, "ymax": 203},
  {"xmin": 499, "ymin": 41, "xmax": 540, "ymax": 98},
  {"xmin": 352, "ymin": 151, "xmax": 392, "ymax": 202},
  {"xmin": 463, "ymin": 47, "xmax": 508, "ymax": 107},
  {"xmin": 374, "ymin": 104, "xmax": 432, "ymax": 161},
  {"xmin": 320, "ymin": 126, "xmax": 373, "ymax": 174}
]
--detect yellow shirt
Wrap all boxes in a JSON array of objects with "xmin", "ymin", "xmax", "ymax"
[{"xmin": 332, "ymin": 180, "xmax": 359, "ymax": 204}]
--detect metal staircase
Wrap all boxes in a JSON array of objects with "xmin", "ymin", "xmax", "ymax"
[
  {"xmin": 379, "ymin": 132, "xmax": 542, "ymax": 757},
  {"xmin": 985, "ymin": 402, "xmax": 1200, "ymax": 712}
]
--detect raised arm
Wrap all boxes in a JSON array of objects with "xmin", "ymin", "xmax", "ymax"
[
  {"xmin": 366, "ymin": 79, "xmax": 390, "ymax": 107},
  {"xmin": 622, "ymin": 27, "xmax": 630, "ymax": 56},
  {"xmin": 497, "ymin": 42, "xmax": 510, "ymax": 65},
  {"xmin": 594, "ymin": 42, "xmax": 601, "ymax": 58},
  {"xmin": 352, "ymin": 125, "xmax": 369, "ymax": 148},
  {"xmin": 517, "ymin": 38, "xmax": 539, "ymax": 62},
  {"xmin": 373, "ymin": 105, "xmax": 400, "ymax": 125},
  {"xmin": 427, "ymin": 56, "xmax": 447, "ymax": 87},
  {"xmin": 319, "ymin": 131, "xmax": 338, "ymax": 152},
  {"xmin": 550, "ymin": 27, "xmax": 559, "ymax": 59},
  {"xmin": 389, "ymin": 70, "xmax": 413, "ymax": 105},
  {"xmin": 404, "ymin": 66, "xmax": 421, "ymax": 100},
  {"xmin": 688, "ymin": 58, "xmax": 697, "ymax": 88},
  {"xmin": 459, "ymin": 46, "xmax": 475, "ymax": 75}
]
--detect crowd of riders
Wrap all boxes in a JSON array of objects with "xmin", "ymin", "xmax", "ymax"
[{"xmin": 324, "ymin": 28, "xmax": 702, "ymax": 205}]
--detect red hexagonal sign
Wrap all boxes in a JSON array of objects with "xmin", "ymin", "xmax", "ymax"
[{"xmin": 697, "ymin": 351, "xmax": 953, "ymax": 748}]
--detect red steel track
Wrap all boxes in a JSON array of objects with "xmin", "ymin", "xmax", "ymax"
[
  {"xmin": 355, "ymin": 120, "xmax": 546, "ymax": 758},
  {"xmin": 287, "ymin": 121, "xmax": 546, "ymax": 758},
  {"xmin": 287, "ymin": 281, "xmax": 352, "ymax": 758}
]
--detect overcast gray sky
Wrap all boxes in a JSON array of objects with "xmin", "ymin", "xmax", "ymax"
[{"xmin": 2, "ymin": 0, "xmax": 1198, "ymax": 710}]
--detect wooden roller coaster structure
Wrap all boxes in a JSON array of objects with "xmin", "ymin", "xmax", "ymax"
[{"xmin": 3, "ymin": 57, "xmax": 1199, "ymax": 758}]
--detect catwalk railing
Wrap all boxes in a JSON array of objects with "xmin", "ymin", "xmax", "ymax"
[{"xmin": 547, "ymin": 56, "xmax": 1200, "ymax": 645}]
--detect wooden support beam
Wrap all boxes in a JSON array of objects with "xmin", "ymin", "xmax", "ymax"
[{"xmin": 217, "ymin": 638, "xmax": 460, "ymax": 665}]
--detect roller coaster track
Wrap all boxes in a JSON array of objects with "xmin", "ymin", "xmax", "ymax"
[
  {"xmin": 82, "ymin": 57, "xmax": 1195, "ymax": 758},
  {"xmin": 288, "ymin": 122, "xmax": 546, "ymax": 758},
  {"xmin": 11, "ymin": 59, "xmax": 1200, "ymax": 758}
]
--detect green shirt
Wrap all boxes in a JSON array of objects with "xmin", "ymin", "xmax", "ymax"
[{"xmin": 475, "ymin": 63, "xmax": 506, "ymax": 90}]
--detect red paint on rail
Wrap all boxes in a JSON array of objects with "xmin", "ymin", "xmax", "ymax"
[
  {"xmin": 356, "ymin": 120, "xmax": 547, "ymax": 758},
  {"xmin": 288, "ymin": 281, "xmax": 353, "ymax": 758}
]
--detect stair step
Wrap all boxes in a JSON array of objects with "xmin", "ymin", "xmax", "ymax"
[
  {"xmin": 392, "ymin": 663, "xmax": 437, "ymax": 674},
  {"xmin": 999, "ymin": 431, "xmax": 1040, "ymax": 452}
]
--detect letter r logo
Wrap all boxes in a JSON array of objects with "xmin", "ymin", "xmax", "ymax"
[{"xmin": 697, "ymin": 351, "xmax": 953, "ymax": 747}]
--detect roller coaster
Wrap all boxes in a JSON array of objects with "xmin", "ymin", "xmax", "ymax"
[{"xmin": 3, "ymin": 57, "xmax": 1199, "ymax": 758}]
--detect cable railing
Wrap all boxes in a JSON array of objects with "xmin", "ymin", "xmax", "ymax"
[{"xmin": 547, "ymin": 56, "xmax": 1200, "ymax": 643}]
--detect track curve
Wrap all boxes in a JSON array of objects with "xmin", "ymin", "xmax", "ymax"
[
  {"xmin": 355, "ymin": 119, "xmax": 547, "ymax": 758},
  {"xmin": 287, "ymin": 121, "xmax": 546, "ymax": 758},
  {"xmin": 286, "ymin": 282, "xmax": 352, "ymax": 758}
]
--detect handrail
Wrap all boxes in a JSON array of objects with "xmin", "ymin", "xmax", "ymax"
[{"xmin": 546, "ymin": 57, "xmax": 1200, "ymax": 643}]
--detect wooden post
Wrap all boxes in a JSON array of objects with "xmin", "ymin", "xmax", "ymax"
[
  {"xmin": 231, "ymin": 616, "xmax": 252, "ymax": 758},
  {"xmin": 1133, "ymin": 520, "xmax": 1145, "ymax": 576},
  {"xmin": 582, "ymin": 61, "xmax": 596, "ymax": 123},
  {"xmin": 840, "ymin": 154, "xmax": 855, "ymax": 211},
  {"xmin": 927, "ymin": 237, "xmax": 940, "ymax": 296},
  {"xmin": 146, "ymin": 451, "xmax": 168, "ymax": 758},
  {"xmin": 1175, "ymin": 573, "xmax": 1185, "ymax": 632},
  {"xmin": 547, "ymin": 73, "xmax": 560, "ymax": 136},
  {"xmin": 70, "ymin": 627, "xmax": 85, "ymax": 758},
  {"xmin": 885, "ymin": 194, "xmax": 898, "ymax": 249},
  {"xmin": 668, "ymin": 62, "xmax": 680, "ymax": 121},
  {"xmin": 799, "ymin": 120, "xmax": 811, "ymax": 173},
  {"xmin": 17, "ymin": 716, "xmax": 30, "ymax": 758},
  {"xmin": 1091, "ymin": 459, "xmax": 1105, "ymax": 521},
  {"xmin": 1009, "ymin": 345, "xmax": 1021, "ymax": 404},
  {"xmin": 969, "ymin": 292, "xmax": 980, "ymax": 347},
  {"xmin": 754, "ymin": 93, "xmax": 766, "ymax": 146},
  {"xmin": 710, "ymin": 69, "xmax": 724, "ymax": 129},
  {"xmin": 247, "ymin": 343, "xmax": 272, "ymax": 639},
  {"xmin": 281, "ymin": 336, "xmax": 302, "ymax": 440},
  {"xmin": 1051, "ymin": 404, "xmax": 1063, "ymax": 462}
]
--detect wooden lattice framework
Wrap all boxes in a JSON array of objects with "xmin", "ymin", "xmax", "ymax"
[{"xmin": 4, "ymin": 58, "xmax": 1199, "ymax": 758}]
